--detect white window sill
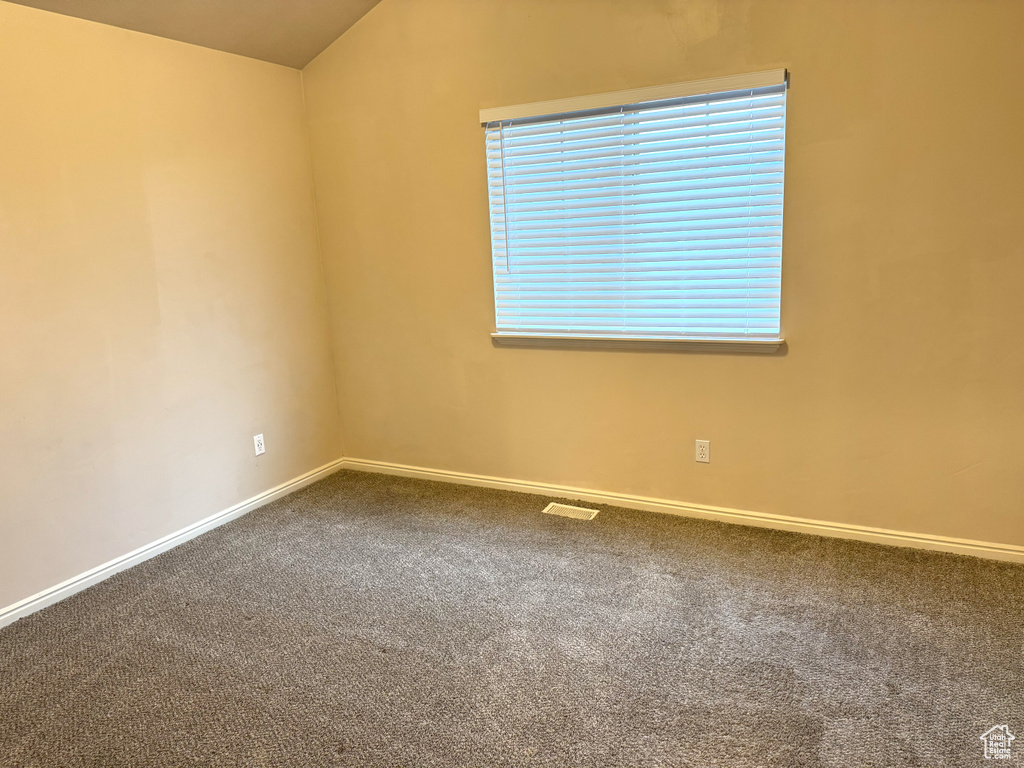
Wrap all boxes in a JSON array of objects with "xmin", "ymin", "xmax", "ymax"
[{"xmin": 491, "ymin": 333, "xmax": 785, "ymax": 354}]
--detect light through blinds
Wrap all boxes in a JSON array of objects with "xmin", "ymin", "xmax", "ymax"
[{"xmin": 482, "ymin": 70, "xmax": 787, "ymax": 345}]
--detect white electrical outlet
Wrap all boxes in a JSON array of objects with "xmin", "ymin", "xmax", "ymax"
[
  {"xmin": 695, "ymin": 439, "xmax": 710, "ymax": 463},
  {"xmin": 253, "ymin": 434, "xmax": 265, "ymax": 456}
]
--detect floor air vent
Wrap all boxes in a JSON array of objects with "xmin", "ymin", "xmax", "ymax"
[{"xmin": 542, "ymin": 502, "xmax": 599, "ymax": 521}]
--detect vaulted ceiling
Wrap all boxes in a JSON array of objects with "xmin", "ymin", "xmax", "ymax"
[{"xmin": 3, "ymin": 0, "xmax": 383, "ymax": 68}]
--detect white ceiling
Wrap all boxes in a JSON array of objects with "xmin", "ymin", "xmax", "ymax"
[{"xmin": 4, "ymin": 0, "xmax": 383, "ymax": 68}]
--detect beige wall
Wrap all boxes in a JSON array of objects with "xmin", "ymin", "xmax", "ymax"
[
  {"xmin": 3, "ymin": 0, "xmax": 1022, "ymax": 612},
  {"xmin": 303, "ymin": 0, "xmax": 1024, "ymax": 547},
  {"xmin": 0, "ymin": 2, "xmax": 342, "ymax": 608}
]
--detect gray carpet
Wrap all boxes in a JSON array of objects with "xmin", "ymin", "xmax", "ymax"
[{"xmin": 1, "ymin": 470, "xmax": 1022, "ymax": 767}]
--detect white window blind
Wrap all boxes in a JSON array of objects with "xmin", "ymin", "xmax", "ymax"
[{"xmin": 483, "ymin": 71, "xmax": 787, "ymax": 345}]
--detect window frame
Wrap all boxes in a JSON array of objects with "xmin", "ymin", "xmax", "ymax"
[{"xmin": 480, "ymin": 69, "xmax": 789, "ymax": 353}]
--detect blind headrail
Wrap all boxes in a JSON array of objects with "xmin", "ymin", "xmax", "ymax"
[{"xmin": 479, "ymin": 69, "xmax": 788, "ymax": 126}]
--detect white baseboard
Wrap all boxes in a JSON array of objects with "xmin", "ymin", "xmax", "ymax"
[
  {"xmin": 5, "ymin": 453, "xmax": 1020, "ymax": 631},
  {"xmin": 0, "ymin": 457, "xmax": 347, "ymax": 630},
  {"xmin": 339, "ymin": 457, "xmax": 1024, "ymax": 565}
]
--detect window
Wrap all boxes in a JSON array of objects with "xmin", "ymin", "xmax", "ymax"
[{"xmin": 482, "ymin": 69, "xmax": 788, "ymax": 349}]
